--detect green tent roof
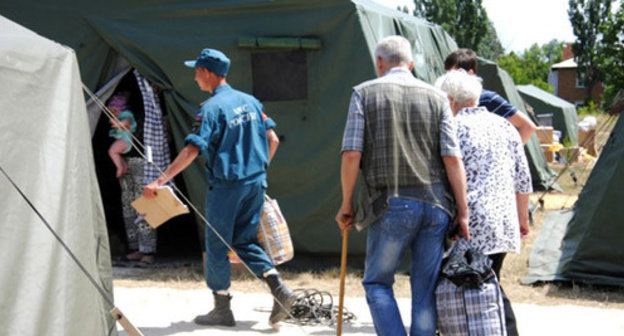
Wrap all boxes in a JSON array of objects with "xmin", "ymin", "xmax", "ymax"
[{"xmin": 517, "ymin": 84, "xmax": 578, "ymax": 145}]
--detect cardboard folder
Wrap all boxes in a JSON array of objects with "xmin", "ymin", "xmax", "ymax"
[{"xmin": 131, "ymin": 186, "xmax": 189, "ymax": 228}]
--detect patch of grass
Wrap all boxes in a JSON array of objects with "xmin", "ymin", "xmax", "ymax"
[
  {"xmin": 576, "ymin": 101, "xmax": 602, "ymax": 117},
  {"xmin": 113, "ymin": 264, "xmax": 205, "ymax": 289}
]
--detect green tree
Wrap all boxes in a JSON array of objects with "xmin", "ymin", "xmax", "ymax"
[
  {"xmin": 413, "ymin": 0, "xmax": 489, "ymax": 51},
  {"xmin": 541, "ymin": 39, "xmax": 565, "ymax": 64},
  {"xmin": 597, "ymin": 1, "xmax": 624, "ymax": 106},
  {"xmin": 476, "ymin": 20, "xmax": 505, "ymax": 60},
  {"xmin": 568, "ymin": 0, "xmax": 614, "ymax": 102},
  {"xmin": 497, "ymin": 52, "xmax": 530, "ymax": 84},
  {"xmin": 497, "ymin": 40, "xmax": 565, "ymax": 93}
]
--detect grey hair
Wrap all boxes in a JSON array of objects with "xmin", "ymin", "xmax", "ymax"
[
  {"xmin": 374, "ymin": 35, "xmax": 413, "ymax": 67},
  {"xmin": 435, "ymin": 69, "xmax": 482, "ymax": 106}
]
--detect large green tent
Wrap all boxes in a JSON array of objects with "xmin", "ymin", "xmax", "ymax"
[
  {"xmin": 477, "ymin": 59, "xmax": 557, "ymax": 190},
  {"xmin": 517, "ymin": 84, "xmax": 578, "ymax": 145},
  {"xmin": 0, "ymin": 16, "xmax": 116, "ymax": 336},
  {"xmin": 1, "ymin": 0, "xmax": 554, "ymax": 257},
  {"xmin": 0, "ymin": 0, "xmax": 458, "ymax": 255},
  {"xmin": 524, "ymin": 113, "xmax": 623, "ymax": 286}
]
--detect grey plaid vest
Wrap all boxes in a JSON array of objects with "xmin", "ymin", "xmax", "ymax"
[{"xmin": 354, "ymin": 71, "xmax": 449, "ymax": 191}]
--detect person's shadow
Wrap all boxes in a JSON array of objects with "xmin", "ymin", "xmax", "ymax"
[
  {"xmin": 117, "ymin": 319, "xmax": 378, "ymax": 335},
  {"xmin": 118, "ymin": 320, "xmax": 256, "ymax": 335}
]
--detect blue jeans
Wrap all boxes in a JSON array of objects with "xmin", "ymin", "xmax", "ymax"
[
  {"xmin": 362, "ymin": 198, "xmax": 450, "ymax": 336},
  {"xmin": 204, "ymin": 181, "xmax": 274, "ymax": 291}
]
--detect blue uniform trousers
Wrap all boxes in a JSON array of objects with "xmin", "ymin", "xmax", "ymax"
[{"xmin": 204, "ymin": 181, "xmax": 274, "ymax": 291}]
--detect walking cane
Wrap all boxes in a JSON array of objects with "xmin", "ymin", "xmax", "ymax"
[{"xmin": 337, "ymin": 226, "xmax": 349, "ymax": 336}]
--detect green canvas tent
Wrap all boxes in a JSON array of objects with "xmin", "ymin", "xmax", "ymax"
[
  {"xmin": 477, "ymin": 59, "xmax": 557, "ymax": 190},
  {"xmin": 0, "ymin": 0, "xmax": 461, "ymax": 256},
  {"xmin": 517, "ymin": 84, "xmax": 578, "ymax": 145},
  {"xmin": 1, "ymin": 0, "xmax": 555, "ymax": 258},
  {"xmin": 524, "ymin": 113, "xmax": 624, "ymax": 286},
  {"xmin": 0, "ymin": 16, "xmax": 116, "ymax": 336}
]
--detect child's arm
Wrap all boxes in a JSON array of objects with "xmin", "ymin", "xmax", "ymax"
[{"xmin": 110, "ymin": 118, "xmax": 132, "ymax": 131}]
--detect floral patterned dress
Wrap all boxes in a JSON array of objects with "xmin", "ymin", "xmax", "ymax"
[{"xmin": 455, "ymin": 106, "xmax": 532, "ymax": 254}]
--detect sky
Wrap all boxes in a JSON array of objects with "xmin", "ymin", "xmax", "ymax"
[{"xmin": 371, "ymin": 0, "xmax": 576, "ymax": 53}]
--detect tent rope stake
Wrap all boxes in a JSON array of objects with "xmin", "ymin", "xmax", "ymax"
[{"xmin": 0, "ymin": 164, "xmax": 144, "ymax": 336}]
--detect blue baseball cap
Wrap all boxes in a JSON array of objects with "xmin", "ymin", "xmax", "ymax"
[{"xmin": 184, "ymin": 48, "xmax": 230, "ymax": 76}]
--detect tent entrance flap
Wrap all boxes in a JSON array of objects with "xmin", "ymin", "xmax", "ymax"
[{"xmin": 86, "ymin": 64, "xmax": 132, "ymax": 137}]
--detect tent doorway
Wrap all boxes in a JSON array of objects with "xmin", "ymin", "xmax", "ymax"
[{"xmin": 91, "ymin": 70, "xmax": 200, "ymax": 262}]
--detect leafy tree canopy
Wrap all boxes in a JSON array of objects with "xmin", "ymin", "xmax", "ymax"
[
  {"xmin": 477, "ymin": 20, "xmax": 505, "ymax": 60},
  {"xmin": 568, "ymin": 0, "xmax": 615, "ymax": 102},
  {"xmin": 497, "ymin": 40, "xmax": 566, "ymax": 93},
  {"xmin": 597, "ymin": 1, "xmax": 624, "ymax": 106},
  {"xmin": 413, "ymin": 0, "xmax": 489, "ymax": 52}
]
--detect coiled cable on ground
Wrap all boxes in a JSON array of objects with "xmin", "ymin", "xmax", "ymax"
[{"xmin": 286, "ymin": 288, "xmax": 357, "ymax": 326}]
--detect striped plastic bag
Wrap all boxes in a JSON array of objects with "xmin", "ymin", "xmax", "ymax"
[
  {"xmin": 257, "ymin": 194, "xmax": 294, "ymax": 265},
  {"xmin": 436, "ymin": 274, "xmax": 506, "ymax": 336},
  {"xmin": 435, "ymin": 238, "xmax": 506, "ymax": 335}
]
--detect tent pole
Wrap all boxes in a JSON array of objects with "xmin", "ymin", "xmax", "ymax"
[{"xmin": 111, "ymin": 307, "xmax": 145, "ymax": 336}]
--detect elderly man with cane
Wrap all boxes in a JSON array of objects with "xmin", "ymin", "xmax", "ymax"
[
  {"xmin": 143, "ymin": 47, "xmax": 294, "ymax": 329},
  {"xmin": 335, "ymin": 35, "xmax": 469, "ymax": 336}
]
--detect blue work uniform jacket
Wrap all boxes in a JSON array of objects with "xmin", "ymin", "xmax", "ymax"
[{"xmin": 184, "ymin": 84, "xmax": 275, "ymax": 187}]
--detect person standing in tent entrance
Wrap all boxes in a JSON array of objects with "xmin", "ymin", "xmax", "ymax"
[
  {"xmin": 335, "ymin": 35, "xmax": 469, "ymax": 336},
  {"xmin": 436, "ymin": 69, "xmax": 533, "ymax": 336},
  {"xmin": 107, "ymin": 93, "xmax": 137, "ymax": 178},
  {"xmin": 108, "ymin": 92, "xmax": 158, "ymax": 263},
  {"xmin": 142, "ymin": 48, "xmax": 292, "ymax": 328},
  {"xmin": 441, "ymin": 48, "xmax": 536, "ymax": 144}
]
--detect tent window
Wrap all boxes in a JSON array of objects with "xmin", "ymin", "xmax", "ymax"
[{"xmin": 251, "ymin": 51, "xmax": 307, "ymax": 101}]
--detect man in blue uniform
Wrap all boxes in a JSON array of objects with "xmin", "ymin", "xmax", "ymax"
[{"xmin": 143, "ymin": 48, "xmax": 294, "ymax": 328}]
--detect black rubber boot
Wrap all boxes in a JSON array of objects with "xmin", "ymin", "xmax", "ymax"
[
  {"xmin": 265, "ymin": 273, "xmax": 296, "ymax": 325},
  {"xmin": 194, "ymin": 292, "xmax": 235, "ymax": 327}
]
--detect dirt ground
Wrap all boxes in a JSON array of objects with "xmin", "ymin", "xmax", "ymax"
[
  {"xmin": 113, "ymin": 189, "xmax": 624, "ymax": 336},
  {"xmin": 113, "ymin": 192, "xmax": 624, "ymax": 312}
]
